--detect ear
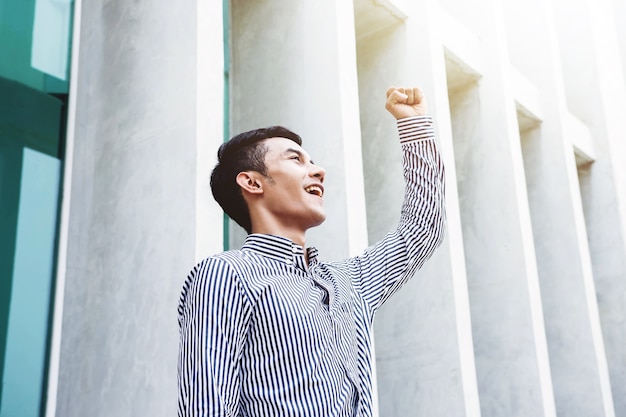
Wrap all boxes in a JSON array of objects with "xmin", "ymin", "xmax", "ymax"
[{"xmin": 236, "ymin": 171, "xmax": 264, "ymax": 195}]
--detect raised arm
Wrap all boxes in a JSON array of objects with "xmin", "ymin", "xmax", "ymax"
[{"xmin": 347, "ymin": 86, "xmax": 446, "ymax": 319}]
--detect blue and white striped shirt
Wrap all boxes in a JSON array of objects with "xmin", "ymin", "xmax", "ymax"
[{"xmin": 178, "ymin": 115, "xmax": 446, "ymax": 417}]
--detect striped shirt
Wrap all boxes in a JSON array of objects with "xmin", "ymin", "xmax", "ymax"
[{"xmin": 178, "ymin": 115, "xmax": 446, "ymax": 417}]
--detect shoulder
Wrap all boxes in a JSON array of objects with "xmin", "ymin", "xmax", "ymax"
[
  {"xmin": 177, "ymin": 252, "xmax": 255, "ymax": 330},
  {"xmin": 179, "ymin": 251, "xmax": 247, "ymax": 309}
]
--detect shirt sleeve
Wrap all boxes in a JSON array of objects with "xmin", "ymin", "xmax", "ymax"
[
  {"xmin": 347, "ymin": 115, "xmax": 446, "ymax": 319},
  {"xmin": 177, "ymin": 257, "xmax": 250, "ymax": 417}
]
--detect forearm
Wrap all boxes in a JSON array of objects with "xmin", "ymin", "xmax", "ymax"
[{"xmin": 397, "ymin": 115, "xmax": 446, "ymax": 268}]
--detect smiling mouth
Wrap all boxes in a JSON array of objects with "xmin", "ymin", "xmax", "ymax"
[{"xmin": 305, "ymin": 185, "xmax": 324, "ymax": 198}]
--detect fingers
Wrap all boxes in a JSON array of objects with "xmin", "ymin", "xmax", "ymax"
[
  {"xmin": 402, "ymin": 87, "xmax": 422, "ymax": 104},
  {"xmin": 386, "ymin": 86, "xmax": 423, "ymax": 104},
  {"xmin": 385, "ymin": 87, "xmax": 407, "ymax": 112},
  {"xmin": 407, "ymin": 88, "xmax": 423, "ymax": 104},
  {"xmin": 406, "ymin": 88, "xmax": 414, "ymax": 103},
  {"xmin": 385, "ymin": 86, "xmax": 428, "ymax": 119}
]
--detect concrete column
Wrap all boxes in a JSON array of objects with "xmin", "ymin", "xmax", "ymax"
[
  {"xmin": 552, "ymin": 0, "xmax": 626, "ymax": 414},
  {"xmin": 229, "ymin": 0, "xmax": 368, "ymax": 257},
  {"xmin": 613, "ymin": 0, "xmax": 626, "ymax": 81},
  {"xmin": 50, "ymin": 0, "xmax": 223, "ymax": 415},
  {"xmin": 356, "ymin": 1, "xmax": 480, "ymax": 416},
  {"xmin": 443, "ymin": 0, "xmax": 557, "ymax": 415},
  {"xmin": 502, "ymin": 0, "xmax": 616, "ymax": 415}
]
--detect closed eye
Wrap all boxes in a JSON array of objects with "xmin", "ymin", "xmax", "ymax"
[{"xmin": 284, "ymin": 148, "xmax": 310, "ymax": 164}]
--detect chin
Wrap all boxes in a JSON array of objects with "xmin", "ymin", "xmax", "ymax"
[{"xmin": 309, "ymin": 214, "xmax": 326, "ymax": 228}]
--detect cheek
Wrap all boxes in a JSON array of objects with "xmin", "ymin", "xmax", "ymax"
[
  {"xmin": 279, "ymin": 176, "xmax": 304, "ymax": 195},
  {"xmin": 268, "ymin": 178, "xmax": 302, "ymax": 201}
]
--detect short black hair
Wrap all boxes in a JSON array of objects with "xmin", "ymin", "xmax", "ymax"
[{"xmin": 210, "ymin": 126, "xmax": 302, "ymax": 234}]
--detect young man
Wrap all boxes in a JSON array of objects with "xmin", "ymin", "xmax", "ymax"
[{"xmin": 178, "ymin": 87, "xmax": 446, "ymax": 417}]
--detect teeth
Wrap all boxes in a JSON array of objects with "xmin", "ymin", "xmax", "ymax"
[{"xmin": 305, "ymin": 185, "xmax": 323, "ymax": 197}]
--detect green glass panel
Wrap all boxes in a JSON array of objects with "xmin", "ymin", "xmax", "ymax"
[
  {"xmin": 0, "ymin": 0, "xmax": 69, "ymax": 93},
  {"xmin": 0, "ymin": 77, "xmax": 63, "ymax": 157},
  {"xmin": 0, "ymin": 77, "xmax": 63, "ymax": 417},
  {"xmin": 0, "ymin": 0, "xmax": 44, "ymax": 91},
  {"xmin": 0, "ymin": 143, "xmax": 22, "ymax": 395},
  {"xmin": 1, "ymin": 148, "xmax": 60, "ymax": 417},
  {"xmin": 0, "ymin": 0, "xmax": 71, "ymax": 413},
  {"xmin": 31, "ymin": 0, "xmax": 72, "ymax": 81}
]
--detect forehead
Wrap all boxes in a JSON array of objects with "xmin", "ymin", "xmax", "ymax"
[{"xmin": 262, "ymin": 137, "xmax": 309, "ymax": 157}]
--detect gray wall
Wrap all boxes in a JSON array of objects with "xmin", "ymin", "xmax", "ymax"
[{"xmin": 54, "ymin": 0, "xmax": 200, "ymax": 415}]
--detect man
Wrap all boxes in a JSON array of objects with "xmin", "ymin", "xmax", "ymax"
[{"xmin": 178, "ymin": 86, "xmax": 446, "ymax": 416}]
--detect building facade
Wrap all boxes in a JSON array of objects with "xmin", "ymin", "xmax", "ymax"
[{"xmin": 1, "ymin": 0, "xmax": 625, "ymax": 416}]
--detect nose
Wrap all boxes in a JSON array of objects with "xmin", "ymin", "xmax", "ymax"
[{"xmin": 310, "ymin": 164, "xmax": 325, "ymax": 183}]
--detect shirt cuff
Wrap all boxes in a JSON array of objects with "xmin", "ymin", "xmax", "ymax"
[{"xmin": 397, "ymin": 115, "xmax": 435, "ymax": 144}]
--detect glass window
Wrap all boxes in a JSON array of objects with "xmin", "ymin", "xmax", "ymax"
[{"xmin": 0, "ymin": 0, "xmax": 73, "ymax": 415}]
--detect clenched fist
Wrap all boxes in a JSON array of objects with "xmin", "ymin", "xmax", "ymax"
[{"xmin": 385, "ymin": 87, "xmax": 428, "ymax": 120}]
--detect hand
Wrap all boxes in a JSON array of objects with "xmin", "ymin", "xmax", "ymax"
[{"xmin": 385, "ymin": 87, "xmax": 428, "ymax": 119}]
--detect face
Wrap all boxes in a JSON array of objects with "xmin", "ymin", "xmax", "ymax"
[{"xmin": 258, "ymin": 137, "xmax": 326, "ymax": 231}]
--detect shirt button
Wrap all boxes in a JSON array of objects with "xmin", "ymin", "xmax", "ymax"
[{"xmin": 292, "ymin": 246, "xmax": 298, "ymax": 253}]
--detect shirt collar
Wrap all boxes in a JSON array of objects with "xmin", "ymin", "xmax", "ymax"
[{"xmin": 242, "ymin": 234, "xmax": 319, "ymax": 270}]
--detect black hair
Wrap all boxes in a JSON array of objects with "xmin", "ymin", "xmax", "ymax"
[{"xmin": 210, "ymin": 126, "xmax": 302, "ymax": 234}]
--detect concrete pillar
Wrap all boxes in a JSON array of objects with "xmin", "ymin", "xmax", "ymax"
[
  {"xmin": 229, "ymin": 0, "xmax": 368, "ymax": 257},
  {"xmin": 443, "ymin": 0, "xmax": 557, "ymax": 415},
  {"xmin": 502, "ymin": 0, "xmax": 616, "ymax": 415},
  {"xmin": 613, "ymin": 0, "xmax": 626, "ymax": 82},
  {"xmin": 356, "ymin": 1, "xmax": 480, "ymax": 416},
  {"xmin": 552, "ymin": 0, "xmax": 626, "ymax": 414},
  {"xmin": 49, "ymin": 0, "xmax": 223, "ymax": 415}
]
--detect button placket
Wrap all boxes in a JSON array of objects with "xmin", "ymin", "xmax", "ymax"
[{"xmin": 311, "ymin": 276, "xmax": 334, "ymax": 311}]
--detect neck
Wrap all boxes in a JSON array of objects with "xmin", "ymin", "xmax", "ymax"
[
  {"xmin": 250, "ymin": 220, "xmax": 313, "ymax": 266},
  {"xmin": 251, "ymin": 224, "xmax": 307, "ymax": 248}
]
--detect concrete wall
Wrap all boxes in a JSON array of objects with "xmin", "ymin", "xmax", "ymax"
[
  {"xmin": 48, "ymin": 0, "xmax": 224, "ymax": 415},
  {"xmin": 47, "ymin": 0, "xmax": 626, "ymax": 416},
  {"xmin": 228, "ymin": 0, "xmax": 369, "ymax": 258}
]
